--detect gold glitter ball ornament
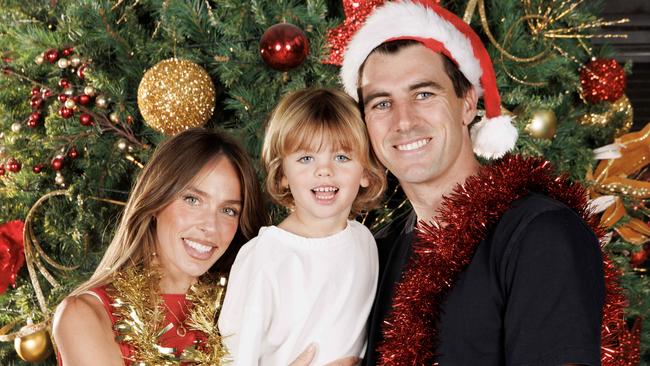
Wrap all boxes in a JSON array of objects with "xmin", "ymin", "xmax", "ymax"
[
  {"xmin": 137, "ymin": 59, "xmax": 216, "ymax": 135},
  {"xmin": 525, "ymin": 109, "xmax": 557, "ymax": 140}
]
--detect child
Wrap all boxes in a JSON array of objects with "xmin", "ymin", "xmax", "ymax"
[{"xmin": 218, "ymin": 88, "xmax": 386, "ymax": 365}]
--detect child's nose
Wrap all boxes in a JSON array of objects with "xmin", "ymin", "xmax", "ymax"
[{"xmin": 315, "ymin": 162, "xmax": 333, "ymax": 177}]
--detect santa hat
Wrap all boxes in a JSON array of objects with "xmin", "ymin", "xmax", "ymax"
[{"xmin": 340, "ymin": 0, "xmax": 518, "ymax": 159}]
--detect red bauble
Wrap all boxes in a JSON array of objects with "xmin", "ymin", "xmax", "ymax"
[
  {"xmin": 30, "ymin": 96, "xmax": 43, "ymax": 110},
  {"xmin": 27, "ymin": 119, "xmax": 38, "ymax": 128},
  {"xmin": 58, "ymin": 107, "xmax": 74, "ymax": 119},
  {"xmin": 580, "ymin": 58, "xmax": 626, "ymax": 103},
  {"xmin": 62, "ymin": 47, "xmax": 74, "ymax": 57},
  {"xmin": 43, "ymin": 88, "xmax": 52, "ymax": 99},
  {"xmin": 29, "ymin": 112, "xmax": 41, "ymax": 122},
  {"xmin": 30, "ymin": 87, "xmax": 40, "ymax": 96},
  {"xmin": 259, "ymin": 23, "xmax": 309, "ymax": 71},
  {"xmin": 0, "ymin": 165, "xmax": 4, "ymax": 176},
  {"xmin": 79, "ymin": 113, "xmax": 93, "ymax": 126},
  {"xmin": 630, "ymin": 247, "xmax": 649, "ymax": 267},
  {"xmin": 6, "ymin": 158, "xmax": 21, "ymax": 173},
  {"xmin": 58, "ymin": 94, "xmax": 68, "ymax": 103},
  {"xmin": 77, "ymin": 64, "xmax": 87, "ymax": 79},
  {"xmin": 32, "ymin": 165, "xmax": 43, "ymax": 173},
  {"xmin": 58, "ymin": 78, "xmax": 71, "ymax": 89},
  {"xmin": 67, "ymin": 147, "xmax": 79, "ymax": 159},
  {"xmin": 51, "ymin": 156, "xmax": 64, "ymax": 171},
  {"xmin": 0, "ymin": 220, "xmax": 26, "ymax": 294},
  {"xmin": 44, "ymin": 49, "xmax": 59, "ymax": 64},
  {"xmin": 78, "ymin": 94, "xmax": 91, "ymax": 106}
]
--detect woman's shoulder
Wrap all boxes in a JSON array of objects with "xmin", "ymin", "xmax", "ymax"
[
  {"xmin": 53, "ymin": 288, "xmax": 113, "ymax": 339},
  {"xmin": 53, "ymin": 287, "xmax": 126, "ymax": 365}
]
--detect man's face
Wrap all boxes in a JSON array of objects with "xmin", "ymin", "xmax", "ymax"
[{"xmin": 360, "ymin": 44, "xmax": 477, "ymax": 188}]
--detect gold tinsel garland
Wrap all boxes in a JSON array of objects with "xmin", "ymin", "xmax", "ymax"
[{"xmin": 108, "ymin": 266, "xmax": 228, "ymax": 365}]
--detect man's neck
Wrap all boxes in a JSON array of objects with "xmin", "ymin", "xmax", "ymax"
[{"xmin": 402, "ymin": 158, "xmax": 480, "ymax": 224}]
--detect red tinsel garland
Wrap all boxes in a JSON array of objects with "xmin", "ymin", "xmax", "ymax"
[{"xmin": 377, "ymin": 154, "xmax": 639, "ymax": 366}]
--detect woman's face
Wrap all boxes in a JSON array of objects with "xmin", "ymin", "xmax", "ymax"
[{"xmin": 155, "ymin": 157, "xmax": 242, "ymax": 286}]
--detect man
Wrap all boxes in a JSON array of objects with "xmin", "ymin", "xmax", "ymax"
[{"xmin": 339, "ymin": 1, "xmax": 606, "ymax": 365}]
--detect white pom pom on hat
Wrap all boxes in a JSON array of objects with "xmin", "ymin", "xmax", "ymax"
[{"xmin": 340, "ymin": 0, "xmax": 518, "ymax": 159}]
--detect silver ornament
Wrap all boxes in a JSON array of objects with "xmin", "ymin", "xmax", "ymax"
[
  {"xmin": 57, "ymin": 58, "xmax": 70, "ymax": 69},
  {"xmin": 116, "ymin": 139, "xmax": 128, "ymax": 151},
  {"xmin": 55, "ymin": 172, "xmax": 65, "ymax": 185},
  {"xmin": 95, "ymin": 95, "xmax": 108, "ymax": 109},
  {"xmin": 83, "ymin": 86, "xmax": 96, "ymax": 97},
  {"xmin": 70, "ymin": 56, "xmax": 81, "ymax": 67}
]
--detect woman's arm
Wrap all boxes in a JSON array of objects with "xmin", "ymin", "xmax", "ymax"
[
  {"xmin": 289, "ymin": 344, "xmax": 360, "ymax": 366},
  {"xmin": 52, "ymin": 294, "xmax": 124, "ymax": 366}
]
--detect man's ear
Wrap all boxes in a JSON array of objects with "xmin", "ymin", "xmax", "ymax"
[{"xmin": 462, "ymin": 87, "xmax": 478, "ymax": 126}]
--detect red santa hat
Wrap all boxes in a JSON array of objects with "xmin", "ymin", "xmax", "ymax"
[{"xmin": 340, "ymin": 0, "xmax": 518, "ymax": 159}]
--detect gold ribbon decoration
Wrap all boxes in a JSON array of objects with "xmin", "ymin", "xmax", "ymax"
[
  {"xmin": 463, "ymin": 0, "xmax": 628, "ymax": 86},
  {"xmin": 591, "ymin": 122, "xmax": 650, "ymax": 244},
  {"xmin": 0, "ymin": 191, "xmax": 126, "ymax": 343}
]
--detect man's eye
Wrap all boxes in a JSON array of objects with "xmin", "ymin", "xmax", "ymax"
[
  {"xmin": 415, "ymin": 92, "xmax": 433, "ymax": 100},
  {"xmin": 335, "ymin": 154, "xmax": 351, "ymax": 162},
  {"xmin": 373, "ymin": 100, "xmax": 391, "ymax": 110},
  {"xmin": 298, "ymin": 156, "xmax": 314, "ymax": 163}
]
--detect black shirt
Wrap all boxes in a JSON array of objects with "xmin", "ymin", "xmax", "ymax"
[{"xmin": 364, "ymin": 193, "xmax": 605, "ymax": 366}]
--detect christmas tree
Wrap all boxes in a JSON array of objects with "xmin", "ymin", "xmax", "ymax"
[{"xmin": 0, "ymin": 0, "xmax": 648, "ymax": 364}]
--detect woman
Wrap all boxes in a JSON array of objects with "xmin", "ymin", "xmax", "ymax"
[
  {"xmin": 53, "ymin": 128, "xmax": 358, "ymax": 366},
  {"xmin": 53, "ymin": 128, "xmax": 267, "ymax": 365}
]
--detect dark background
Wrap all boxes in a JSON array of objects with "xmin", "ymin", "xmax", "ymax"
[{"xmin": 598, "ymin": 0, "xmax": 650, "ymax": 131}]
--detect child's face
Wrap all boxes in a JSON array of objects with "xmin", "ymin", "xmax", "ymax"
[{"xmin": 281, "ymin": 145, "xmax": 369, "ymax": 226}]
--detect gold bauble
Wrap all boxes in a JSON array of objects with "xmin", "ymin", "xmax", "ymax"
[
  {"xmin": 14, "ymin": 329, "xmax": 53, "ymax": 362},
  {"xmin": 525, "ymin": 109, "xmax": 557, "ymax": 140},
  {"xmin": 137, "ymin": 58, "xmax": 216, "ymax": 135},
  {"xmin": 578, "ymin": 95, "xmax": 633, "ymax": 137}
]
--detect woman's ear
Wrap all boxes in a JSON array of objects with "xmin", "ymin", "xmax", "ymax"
[{"xmin": 360, "ymin": 171, "xmax": 370, "ymax": 188}]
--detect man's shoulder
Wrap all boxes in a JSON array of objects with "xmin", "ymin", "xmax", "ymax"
[
  {"xmin": 497, "ymin": 192, "xmax": 586, "ymax": 231},
  {"xmin": 489, "ymin": 192, "xmax": 597, "ymax": 257}
]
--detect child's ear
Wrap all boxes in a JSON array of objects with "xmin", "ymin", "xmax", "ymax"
[{"xmin": 360, "ymin": 171, "xmax": 370, "ymax": 188}]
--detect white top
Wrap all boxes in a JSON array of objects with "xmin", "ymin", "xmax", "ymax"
[{"xmin": 218, "ymin": 220, "xmax": 378, "ymax": 366}]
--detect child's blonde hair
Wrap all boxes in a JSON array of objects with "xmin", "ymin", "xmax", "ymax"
[{"xmin": 261, "ymin": 87, "xmax": 386, "ymax": 215}]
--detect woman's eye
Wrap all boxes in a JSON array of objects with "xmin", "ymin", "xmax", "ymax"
[
  {"xmin": 222, "ymin": 207, "xmax": 240, "ymax": 217},
  {"xmin": 297, "ymin": 156, "xmax": 313, "ymax": 163},
  {"xmin": 335, "ymin": 154, "xmax": 351, "ymax": 162},
  {"xmin": 183, "ymin": 195, "xmax": 199, "ymax": 205}
]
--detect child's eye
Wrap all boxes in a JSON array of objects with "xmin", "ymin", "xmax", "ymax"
[
  {"xmin": 335, "ymin": 154, "xmax": 351, "ymax": 162},
  {"xmin": 297, "ymin": 156, "xmax": 314, "ymax": 164},
  {"xmin": 222, "ymin": 207, "xmax": 240, "ymax": 217},
  {"xmin": 183, "ymin": 195, "xmax": 199, "ymax": 206}
]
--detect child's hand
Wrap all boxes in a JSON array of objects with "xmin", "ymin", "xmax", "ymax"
[{"xmin": 289, "ymin": 343, "xmax": 360, "ymax": 366}]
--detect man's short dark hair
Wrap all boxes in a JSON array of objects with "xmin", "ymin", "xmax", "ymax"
[{"xmin": 358, "ymin": 39, "xmax": 473, "ymax": 100}]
